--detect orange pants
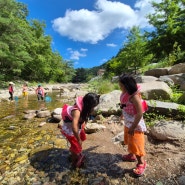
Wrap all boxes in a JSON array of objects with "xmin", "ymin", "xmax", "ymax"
[{"xmin": 124, "ymin": 126, "xmax": 145, "ymax": 157}]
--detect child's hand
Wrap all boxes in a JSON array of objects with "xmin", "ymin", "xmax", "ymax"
[{"xmin": 78, "ymin": 139, "xmax": 82, "ymax": 146}]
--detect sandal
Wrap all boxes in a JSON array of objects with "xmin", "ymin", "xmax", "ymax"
[
  {"xmin": 122, "ymin": 154, "xmax": 137, "ymax": 162},
  {"xmin": 75, "ymin": 153, "xmax": 85, "ymax": 168},
  {"xmin": 133, "ymin": 161, "xmax": 147, "ymax": 176}
]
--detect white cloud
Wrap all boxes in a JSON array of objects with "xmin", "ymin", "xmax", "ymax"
[
  {"xmin": 52, "ymin": 0, "xmax": 159, "ymax": 44},
  {"xmin": 100, "ymin": 58, "xmax": 107, "ymax": 64},
  {"xmin": 67, "ymin": 48, "xmax": 88, "ymax": 60},
  {"xmin": 80, "ymin": 48, "xmax": 88, "ymax": 52},
  {"xmin": 106, "ymin": 43, "xmax": 117, "ymax": 47}
]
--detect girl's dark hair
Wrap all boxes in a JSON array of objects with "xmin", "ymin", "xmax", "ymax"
[
  {"xmin": 119, "ymin": 73, "xmax": 137, "ymax": 95},
  {"xmin": 81, "ymin": 93, "xmax": 100, "ymax": 122}
]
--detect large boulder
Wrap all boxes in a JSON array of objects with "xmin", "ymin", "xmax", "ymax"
[
  {"xmin": 180, "ymin": 81, "xmax": 185, "ymax": 91},
  {"xmin": 146, "ymin": 100, "xmax": 184, "ymax": 119},
  {"xmin": 144, "ymin": 68, "xmax": 169, "ymax": 77},
  {"xmin": 95, "ymin": 90, "xmax": 121, "ymax": 116},
  {"xmin": 136, "ymin": 75, "xmax": 158, "ymax": 83},
  {"xmin": 168, "ymin": 63, "xmax": 185, "ymax": 75},
  {"xmin": 161, "ymin": 73, "xmax": 185, "ymax": 86},
  {"xmin": 150, "ymin": 120, "xmax": 185, "ymax": 141},
  {"xmin": 158, "ymin": 76, "xmax": 174, "ymax": 87},
  {"xmin": 139, "ymin": 81, "xmax": 172, "ymax": 100}
]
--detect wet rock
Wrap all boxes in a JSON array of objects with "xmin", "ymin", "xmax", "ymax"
[
  {"xmin": 36, "ymin": 110, "xmax": 51, "ymax": 118},
  {"xmin": 23, "ymin": 113, "xmax": 36, "ymax": 119}
]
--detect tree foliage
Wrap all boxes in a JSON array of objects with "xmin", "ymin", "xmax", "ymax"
[
  {"xmin": 104, "ymin": 0, "xmax": 185, "ymax": 77},
  {"xmin": 105, "ymin": 26, "xmax": 152, "ymax": 76},
  {"xmin": 146, "ymin": 0, "xmax": 185, "ymax": 60},
  {"xmin": 0, "ymin": 0, "xmax": 75, "ymax": 83}
]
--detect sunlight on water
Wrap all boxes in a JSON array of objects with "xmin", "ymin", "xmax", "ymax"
[{"xmin": 0, "ymin": 91, "xmax": 63, "ymax": 119}]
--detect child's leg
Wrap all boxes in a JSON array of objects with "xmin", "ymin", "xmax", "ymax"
[
  {"xmin": 67, "ymin": 135, "xmax": 84, "ymax": 167},
  {"xmin": 133, "ymin": 155, "xmax": 147, "ymax": 176},
  {"xmin": 122, "ymin": 126, "xmax": 136, "ymax": 161},
  {"xmin": 70, "ymin": 151, "xmax": 78, "ymax": 165},
  {"xmin": 136, "ymin": 155, "xmax": 145, "ymax": 165},
  {"xmin": 128, "ymin": 131, "xmax": 146, "ymax": 176}
]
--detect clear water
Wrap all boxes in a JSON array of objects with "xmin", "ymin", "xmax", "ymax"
[{"xmin": 0, "ymin": 91, "xmax": 63, "ymax": 119}]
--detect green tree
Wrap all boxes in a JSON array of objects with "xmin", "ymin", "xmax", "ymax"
[
  {"xmin": 0, "ymin": 0, "xmax": 32, "ymax": 80},
  {"xmin": 146, "ymin": 0, "xmax": 185, "ymax": 61},
  {"xmin": 105, "ymin": 26, "xmax": 151, "ymax": 76},
  {"xmin": 72, "ymin": 68, "xmax": 88, "ymax": 83},
  {"xmin": 0, "ymin": 0, "xmax": 75, "ymax": 83}
]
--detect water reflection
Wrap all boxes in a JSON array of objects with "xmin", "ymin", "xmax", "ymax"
[
  {"xmin": 0, "ymin": 91, "xmax": 63, "ymax": 119},
  {"xmin": 0, "ymin": 90, "xmax": 69, "ymax": 184}
]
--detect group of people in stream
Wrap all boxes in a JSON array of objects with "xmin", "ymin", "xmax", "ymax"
[
  {"xmin": 58, "ymin": 73, "xmax": 148, "ymax": 177},
  {"xmin": 8, "ymin": 73, "xmax": 148, "ymax": 177},
  {"xmin": 8, "ymin": 83, "xmax": 46, "ymax": 101}
]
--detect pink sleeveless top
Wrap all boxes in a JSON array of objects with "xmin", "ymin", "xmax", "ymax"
[
  {"xmin": 120, "ymin": 85, "xmax": 147, "ymax": 132},
  {"xmin": 120, "ymin": 85, "xmax": 148, "ymax": 115},
  {"xmin": 62, "ymin": 96, "xmax": 83, "ymax": 122},
  {"xmin": 61, "ymin": 96, "xmax": 84, "ymax": 135}
]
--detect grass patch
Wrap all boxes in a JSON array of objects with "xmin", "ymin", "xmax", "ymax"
[
  {"xmin": 88, "ymin": 78, "xmax": 119, "ymax": 94},
  {"xmin": 144, "ymin": 112, "xmax": 166, "ymax": 127}
]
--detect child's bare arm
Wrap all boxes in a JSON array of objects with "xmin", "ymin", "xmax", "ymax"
[
  {"xmin": 129, "ymin": 94, "xmax": 143, "ymax": 135},
  {"xmin": 72, "ymin": 109, "xmax": 82, "ymax": 145}
]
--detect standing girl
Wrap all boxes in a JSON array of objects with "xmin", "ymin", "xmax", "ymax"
[
  {"xmin": 22, "ymin": 83, "xmax": 28, "ymax": 99},
  {"xmin": 59, "ymin": 93, "xmax": 100, "ymax": 168},
  {"xmin": 119, "ymin": 74, "xmax": 148, "ymax": 177},
  {"xmin": 35, "ymin": 84, "xmax": 45, "ymax": 101},
  {"xmin": 8, "ymin": 82, "xmax": 14, "ymax": 101}
]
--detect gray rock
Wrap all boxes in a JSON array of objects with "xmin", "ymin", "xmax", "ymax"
[
  {"xmin": 147, "ymin": 100, "xmax": 180, "ymax": 117},
  {"xmin": 168, "ymin": 63, "xmax": 185, "ymax": 75},
  {"xmin": 136, "ymin": 75, "xmax": 158, "ymax": 83},
  {"xmin": 95, "ymin": 90, "xmax": 121, "ymax": 116},
  {"xmin": 144, "ymin": 68, "xmax": 169, "ymax": 77},
  {"xmin": 140, "ymin": 81, "xmax": 172, "ymax": 100},
  {"xmin": 150, "ymin": 120, "xmax": 185, "ymax": 140},
  {"xmin": 23, "ymin": 113, "xmax": 36, "ymax": 119},
  {"xmin": 85, "ymin": 122, "xmax": 106, "ymax": 134},
  {"xmin": 36, "ymin": 110, "xmax": 51, "ymax": 118}
]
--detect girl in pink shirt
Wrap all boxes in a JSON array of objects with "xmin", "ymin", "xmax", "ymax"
[
  {"xmin": 8, "ymin": 82, "xmax": 14, "ymax": 101},
  {"xmin": 59, "ymin": 93, "xmax": 100, "ymax": 168}
]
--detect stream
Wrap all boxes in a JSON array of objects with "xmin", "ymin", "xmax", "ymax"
[{"xmin": 0, "ymin": 91, "xmax": 72, "ymax": 184}]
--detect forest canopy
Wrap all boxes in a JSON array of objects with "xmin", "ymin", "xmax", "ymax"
[{"xmin": 0, "ymin": 0, "xmax": 75, "ymax": 83}]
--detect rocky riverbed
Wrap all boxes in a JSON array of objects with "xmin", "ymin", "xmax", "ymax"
[
  {"xmin": 1, "ymin": 115, "xmax": 185, "ymax": 185},
  {"xmin": 0, "ymin": 83, "xmax": 185, "ymax": 185}
]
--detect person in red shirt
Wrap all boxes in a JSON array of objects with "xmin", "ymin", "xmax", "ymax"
[{"xmin": 8, "ymin": 82, "xmax": 14, "ymax": 101}]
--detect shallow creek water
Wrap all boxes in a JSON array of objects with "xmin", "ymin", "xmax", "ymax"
[
  {"xmin": 0, "ymin": 91, "xmax": 62, "ymax": 119},
  {"xmin": 0, "ymin": 91, "xmax": 70, "ymax": 183}
]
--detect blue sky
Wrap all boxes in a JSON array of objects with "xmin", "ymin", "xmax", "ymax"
[{"xmin": 17, "ymin": 0, "xmax": 160, "ymax": 69}]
